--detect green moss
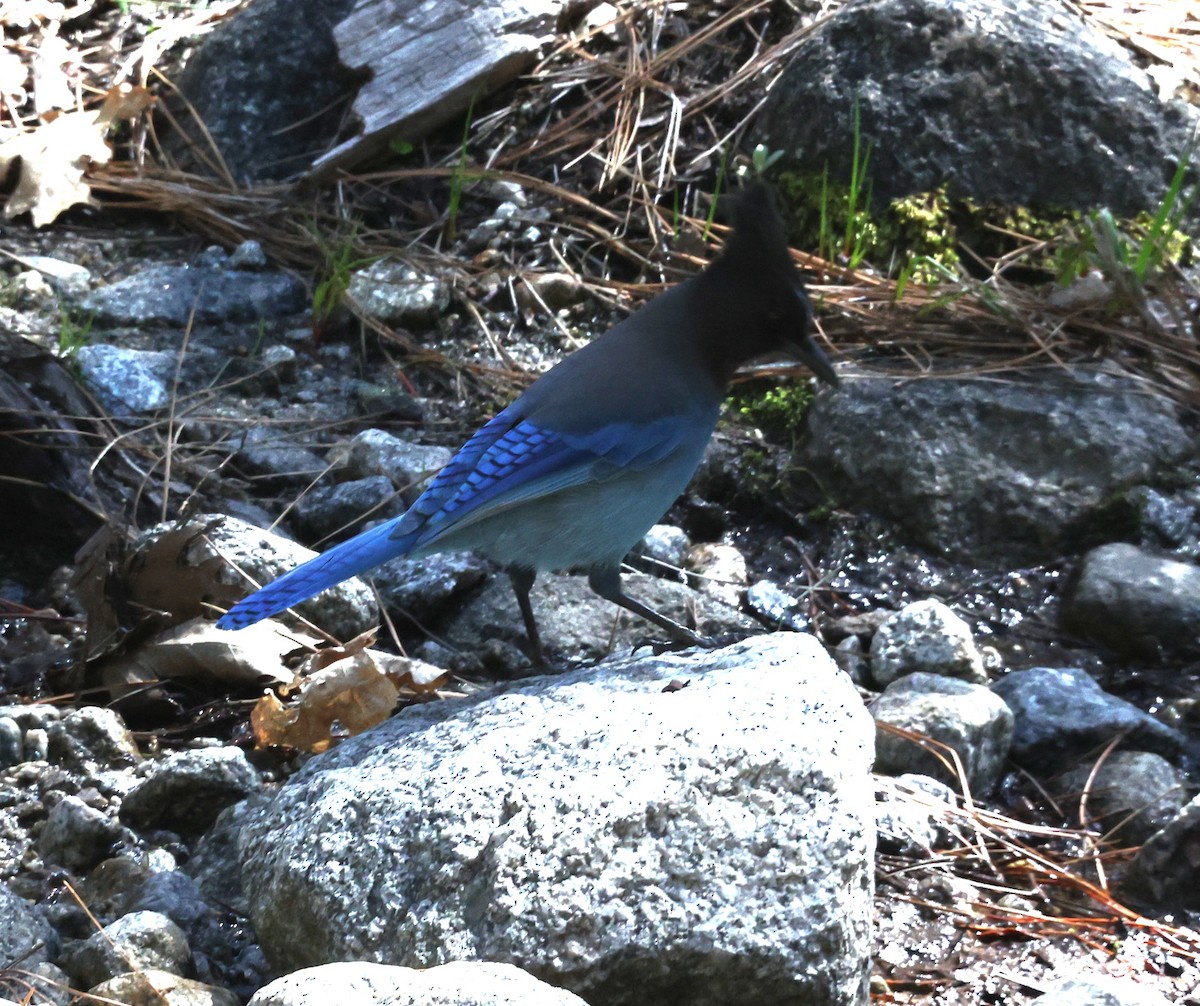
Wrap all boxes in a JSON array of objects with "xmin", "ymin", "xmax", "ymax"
[
  {"xmin": 775, "ymin": 167, "xmax": 1195, "ymax": 297},
  {"xmin": 777, "ymin": 170, "xmax": 959, "ymax": 277},
  {"xmin": 731, "ymin": 382, "xmax": 816, "ymax": 441}
]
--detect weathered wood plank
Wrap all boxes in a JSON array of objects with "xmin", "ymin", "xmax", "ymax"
[{"xmin": 310, "ymin": 0, "xmax": 576, "ymax": 178}]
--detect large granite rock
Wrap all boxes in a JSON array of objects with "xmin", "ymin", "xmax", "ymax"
[
  {"xmin": 795, "ymin": 371, "xmax": 1191, "ymax": 562},
  {"xmin": 757, "ymin": 0, "xmax": 1197, "ymax": 214},
  {"xmin": 226, "ymin": 634, "xmax": 875, "ymax": 1006}
]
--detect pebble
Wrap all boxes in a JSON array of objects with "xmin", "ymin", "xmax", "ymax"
[
  {"xmin": 870, "ymin": 599, "xmax": 988, "ymax": 687},
  {"xmin": 872, "ymin": 672, "xmax": 1014, "ymax": 794}
]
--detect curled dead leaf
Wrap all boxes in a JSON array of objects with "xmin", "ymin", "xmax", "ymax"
[
  {"xmin": 0, "ymin": 84, "xmax": 154, "ymax": 227},
  {"xmin": 251, "ymin": 645, "xmax": 448, "ymax": 753}
]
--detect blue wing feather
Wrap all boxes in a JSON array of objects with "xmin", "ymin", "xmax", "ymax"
[{"xmin": 218, "ymin": 405, "xmax": 694, "ymax": 630}]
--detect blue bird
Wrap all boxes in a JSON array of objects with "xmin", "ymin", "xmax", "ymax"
[{"xmin": 217, "ymin": 184, "xmax": 838, "ymax": 658}]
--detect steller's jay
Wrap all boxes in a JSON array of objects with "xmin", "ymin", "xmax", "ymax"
[{"xmin": 217, "ymin": 184, "xmax": 838, "ymax": 659}]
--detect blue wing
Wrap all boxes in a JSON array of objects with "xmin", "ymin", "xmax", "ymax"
[
  {"xmin": 388, "ymin": 406, "xmax": 688, "ymax": 553},
  {"xmin": 217, "ymin": 405, "xmax": 692, "ymax": 630}
]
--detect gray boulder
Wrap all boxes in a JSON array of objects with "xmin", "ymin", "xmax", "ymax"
[
  {"xmin": 991, "ymin": 667, "xmax": 1186, "ymax": 765},
  {"xmin": 872, "ymin": 672, "xmax": 1013, "ymax": 793},
  {"xmin": 1122, "ymin": 794, "xmax": 1200, "ymax": 912},
  {"xmin": 796, "ymin": 372, "xmax": 1190, "ymax": 562},
  {"xmin": 248, "ymin": 961, "xmax": 588, "ymax": 1006},
  {"xmin": 1054, "ymin": 751, "xmax": 1187, "ymax": 847},
  {"xmin": 1062, "ymin": 543, "xmax": 1200, "ymax": 657},
  {"xmin": 167, "ymin": 0, "xmax": 359, "ymax": 181},
  {"xmin": 758, "ymin": 0, "xmax": 1196, "ymax": 215},
  {"xmin": 234, "ymin": 634, "xmax": 875, "ymax": 1006}
]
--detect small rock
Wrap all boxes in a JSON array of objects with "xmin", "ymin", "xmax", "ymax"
[
  {"xmin": 1, "ymin": 961, "xmax": 71, "ymax": 1006},
  {"xmin": 260, "ymin": 344, "xmax": 298, "ymax": 382},
  {"xmin": 831, "ymin": 635, "xmax": 868, "ymax": 684},
  {"xmin": 123, "ymin": 868, "xmax": 216, "ymax": 936},
  {"xmin": 1131, "ymin": 486, "xmax": 1197, "ymax": 548},
  {"xmin": 89, "ymin": 969, "xmax": 239, "ymax": 1006},
  {"xmin": 120, "ymin": 747, "xmax": 262, "ymax": 835},
  {"xmin": 992, "ymin": 666, "xmax": 1186, "ymax": 765},
  {"xmin": 1055, "ymin": 751, "xmax": 1187, "ymax": 846},
  {"xmin": 334, "ymin": 429, "xmax": 453, "ymax": 503},
  {"xmin": 0, "ymin": 704, "xmax": 61, "ymax": 732},
  {"xmin": 62, "ymin": 911, "xmax": 190, "ymax": 988},
  {"xmin": 1038, "ymin": 975, "xmax": 1173, "ymax": 1006},
  {"xmin": 196, "ymin": 246, "xmax": 228, "ymax": 267},
  {"xmin": 230, "ymin": 240, "xmax": 269, "ymax": 269},
  {"xmin": 873, "ymin": 672, "xmax": 1014, "ymax": 794},
  {"xmin": 38, "ymin": 795, "xmax": 126, "ymax": 871},
  {"xmin": 347, "ymin": 260, "xmax": 450, "ymax": 329},
  {"xmin": 876, "ymin": 774, "xmax": 958, "ymax": 854},
  {"xmin": 823, "ymin": 610, "xmax": 893, "ymax": 643},
  {"xmin": 80, "ymin": 264, "xmax": 306, "ymax": 326},
  {"xmin": 1062, "ymin": 542, "xmax": 1200, "ymax": 657},
  {"xmin": 201, "ymin": 515, "xmax": 377, "ymax": 641},
  {"xmin": 437, "ymin": 570, "xmax": 757, "ymax": 666},
  {"xmin": 871, "ymin": 599, "xmax": 987, "ymax": 686},
  {"xmin": 745, "ymin": 580, "xmax": 811, "ymax": 634},
  {"xmin": 352, "ymin": 382, "xmax": 423, "ymax": 422},
  {"xmin": 6, "ymin": 269, "xmax": 54, "ymax": 307},
  {"xmin": 518, "ymin": 271, "xmax": 588, "ymax": 311},
  {"xmin": 0, "ymin": 883, "xmax": 56, "ymax": 967},
  {"xmin": 47, "ymin": 707, "xmax": 140, "ymax": 772},
  {"xmin": 231, "ymin": 428, "xmax": 328, "ymax": 488},
  {"xmin": 24, "ymin": 728, "xmax": 49, "ymax": 762},
  {"xmin": 247, "ymin": 961, "xmax": 589, "ymax": 1006},
  {"xmin": 582, "ymin": 1, "xmax": 622, "ymax": 38},
  {"xmin": 74, "ymin": 345, "xmax": 175, "ymax": 414},
  {"xmin": 20, "ymin": 254, "xmax": 93, "ymax": 295},
  {"xmin": 637, "ymin": 524, "xmax": 690, "ymax": 570},
  {"xmin": 480, "ymin": 180, "xmax": 527, "ymax": 206},
  {"xmin": 1122, "ymin": 793, "xmax": 1200, "ymax": 912},
  {"xmin": 375, "ymin": 552, "xmax": 490, "ymax": 622},
  {"xmin": 293, "ymin": 477, "xmax": 403, "ymax": 541},
  {"xmin": 0, "ymin": 718, "xmax": 22, "ymax": 768}
]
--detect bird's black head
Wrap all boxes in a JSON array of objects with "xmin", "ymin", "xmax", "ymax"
[{"xmin": 700, "ymin": 182, "xmax": 838, "ymax": 387}]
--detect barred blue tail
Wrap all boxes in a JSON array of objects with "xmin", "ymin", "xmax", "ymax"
[{"xmin": 216, "ymin": 520, "xmax": 409, "ymax": 630}]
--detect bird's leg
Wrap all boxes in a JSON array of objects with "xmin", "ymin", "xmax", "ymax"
[
  {"xmin": 587, "ymin": 565, "xmax": 713, "ymax": 649},
  {"xmin": 508, "ymin": 566, "xmax": 547, "ymax": 665}
]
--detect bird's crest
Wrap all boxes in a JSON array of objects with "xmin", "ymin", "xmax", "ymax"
[{"xmin": 721, "ymin": 181, "xmax": 791, "ymax": 270}]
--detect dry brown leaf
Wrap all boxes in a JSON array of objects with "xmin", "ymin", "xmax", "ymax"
[
  {"xmin": 96, "ymin": 83, "xmax": 155, "ymax": 125},
  {"xmin": 0, "ymin": 108, "xmax": 110, "ymax": 225},
  {"xmin": 302, "ymin": 627, "xmax": 379, "ymax": 672},
  {"xmin": 0, "ymin": 84, "xmax": 154, "ymax": 227},
  {"xmin": 100, "ymin": 617, "xmax": 302, "ymax": 699},
  {"xmin": 250, "ymin": 637, "xmax": 450, "ymax": 752},
  {"xmin": 72, "ymin": 517, "xmax": 245, "ymax": 663},
  {"xmin": 251, "ymin": 651, "xmax": 400, "ymax": 753},
  {"xmin": 372, "ymin": 649, "xmax": 451, "ymax": 690}
]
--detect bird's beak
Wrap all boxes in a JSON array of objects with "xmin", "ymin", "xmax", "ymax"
[
  {"xmin": 787, "ymin": 288, "xmax": 838, "ymax": 387},
  {"xmin": 786, "ymin": 335, "xmax": 839, "ymax": 387}
]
